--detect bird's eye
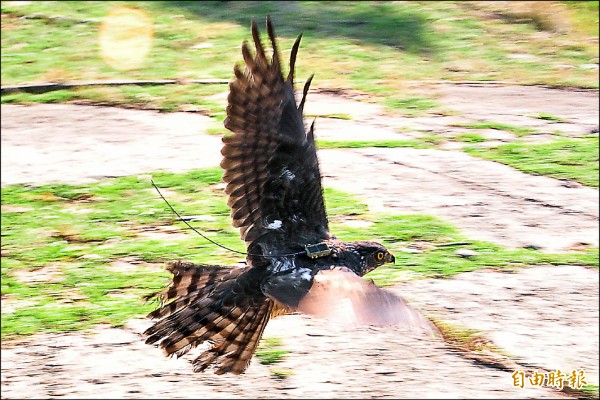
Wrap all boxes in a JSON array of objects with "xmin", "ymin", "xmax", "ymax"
[{"xmin": 375, "ymin": 251, "xmax": 385, "ymax": 262}]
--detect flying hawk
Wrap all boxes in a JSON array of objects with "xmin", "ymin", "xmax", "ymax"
[{"xmin": 144, "ymin": 17, "xmax": 435, "ymax": 375}]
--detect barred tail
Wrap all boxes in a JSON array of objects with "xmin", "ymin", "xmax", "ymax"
[{"xmin": 144, "ymin": 261, "xmax": 273, "ymax": 374}]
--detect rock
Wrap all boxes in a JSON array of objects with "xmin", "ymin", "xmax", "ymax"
[{"xmin": 455, "ymin": 249, "xmax": 479, "ymax": 258}]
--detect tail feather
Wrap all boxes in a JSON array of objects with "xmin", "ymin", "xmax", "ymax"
[
  {"xmin": 144, "ymin": 262, "xmax": 273, "ymax": 374},
  {"xmin": 195, "ymin": 299, "xmax": 274, "ymax": 375},
  {"xmin": 161, "ymin": 304, "xmax": 242, "ymax": 355},
  {"xmin": 230, "ymin": 300, "xmax": 274, "ymax": 372},
  {"xmin": 147, "ymin": 261, "xmax": 235, "ymax": 306}
]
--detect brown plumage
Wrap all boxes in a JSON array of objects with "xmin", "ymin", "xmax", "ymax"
[
  {"xmin": 145, "ymin": 262, "xmax": 273, "ymax": 374},
  {"xmin": 144, "ymin": 17, "xmax": 436, "ymax": 375}
]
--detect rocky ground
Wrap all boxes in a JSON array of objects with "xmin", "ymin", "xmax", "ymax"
[{"xmin": 1, "ymin": 84, "xmax": 598, "ymax": 398}]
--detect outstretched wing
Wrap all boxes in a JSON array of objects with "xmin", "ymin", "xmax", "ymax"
[
  {"xmin": 297, "ymin": 267, "xmax": 439, "ymax": 334},
  {"xmin": 222, "ymin": 17, "xmax": 330, "ymax": 258}
]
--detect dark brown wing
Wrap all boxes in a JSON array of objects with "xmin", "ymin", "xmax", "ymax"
[
  {"xmin": 222, "ymin": 17, "xmax": 330, "ymax": 257},
  {"xmin": 297, "ymin": 267, "xmax": 438, "ymax": 334}
]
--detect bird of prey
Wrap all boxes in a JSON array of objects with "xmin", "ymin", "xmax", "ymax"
[{"xmin": 144, "ymin": 17, "xmax": 435, "ymax": 375}]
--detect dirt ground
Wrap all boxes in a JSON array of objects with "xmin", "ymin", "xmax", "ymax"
[{"xmin": 1, "ymin": 84, "xmax": 599, "ymax": 399}]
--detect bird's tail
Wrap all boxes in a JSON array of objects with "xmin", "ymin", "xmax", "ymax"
[{"xmin": 144, "ymin": 261, "xmax": 273, "ymax": 374}]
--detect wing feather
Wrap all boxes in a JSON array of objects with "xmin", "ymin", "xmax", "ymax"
[
  {"xmin": 297, "ymin": 267, "xmax": 439, "ymax": 334},
  {"xmin": 222, "ymin": 17, "xmax": 330, "ymax": 258}
]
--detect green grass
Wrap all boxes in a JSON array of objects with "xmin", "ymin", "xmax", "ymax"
[
  {"xmin": 255, "ymin": 337, "xmax": 288, "ymax": 365},
  {"xmin": 560, "ymin": 1, "xmax": 600, "ymax": 37},
  {"xmin": 269, "ymin": 369, "xmax": 295, "ymax": 379},
  {"xmin": 384, "ymin": 96, "xmax": 440, "ymax": 116},
  {"xmin": 362, "ymin": 214, "xmax": 598, "ymax": 285},
  {"xmin": 420, "ymin": 133, "xmax": 445, "ymax": 146},
  {"xmin": 432, "ymin": 320, "xmax": 503, "ymax": 354},
  {"xmin": 1, "ymin": 1, "xmax": 598, "ymax": 113},
  {"xmin": 580, "ymin": 384, "xmax": 599, "ymax": 399},
  {"xmin": 317, "ymin": 139, "xmax": 431, "ymax": 149},
  {"xmin": 451, "ymin": 121, "xmax": 538, "ymax": 137},
  {"xmin": 465, "ymin": 136, "xmax": 599, "ymax": 187},
  {"xmin": 1, "ymin": 84, "xmax": 228, "ymax": 114},
  {"xmin": 306, "ymin": 113, "xmax": 353, "ymax": 120},
  {"xmin": 452, "ymin": 133, "xmax": 487, "ymax": 143},
  {"xmin": 535, "ymin": 113, "xmax": 567, "ymax": 122},
  {"xmin": 2, "ymin": 168, "xmax": 598, "ymax": 339}
]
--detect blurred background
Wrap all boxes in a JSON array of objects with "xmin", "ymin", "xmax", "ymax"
[{"xmin": 2, "ymin": 1, "xmax": 598, "ymax": 103}]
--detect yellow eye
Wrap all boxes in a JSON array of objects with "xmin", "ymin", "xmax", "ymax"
[{"xmin": 375, "ymin": 252, "xmax": 385, "ymax": 262}]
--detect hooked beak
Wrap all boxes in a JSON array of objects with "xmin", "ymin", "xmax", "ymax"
[{"xmin": 386, "ymin": 253, "xmax": 396, "ymax": 264}]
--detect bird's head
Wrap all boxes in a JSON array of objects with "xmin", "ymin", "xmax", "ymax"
[{"xmin": 343, "ymin": 241, "xmax": 395, "ymax": 276}]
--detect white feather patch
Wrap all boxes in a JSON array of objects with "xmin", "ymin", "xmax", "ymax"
[
  {"xmin": 265, "ymin": 220, "xmax": 282, "ymax": 229},
  {"xmin": 282, "ymin": 169, "xmax": 295, "ymax": 181}
]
